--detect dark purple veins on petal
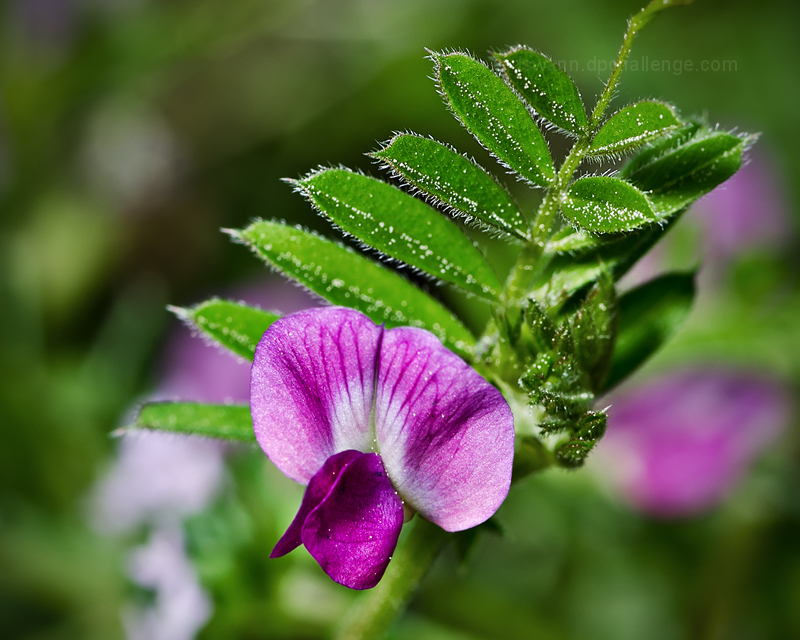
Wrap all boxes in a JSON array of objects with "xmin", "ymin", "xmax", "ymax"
[
  {"xmin": 301, "ymin": 452, "xmax": 404, "ymax": 590},
  {"xmin": 270, "ymin": 449, "xmax": 362, "ymax": 558}
]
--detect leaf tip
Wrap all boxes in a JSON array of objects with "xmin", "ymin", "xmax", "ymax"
[{"xmin": 167, "ymin": 304, "xmax": 191, "ymax": 321}]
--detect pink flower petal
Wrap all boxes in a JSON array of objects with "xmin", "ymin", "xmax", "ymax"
[
  {"xmin": 250, "ymin": 307, "xmax": 382, "ymax": 483},
  {"xmin": 301, "ymin": 452, "xmax": 403, "ymax": 590},
  {"xmin": 270, "ymin": 449, "xmax": 362, "ymax": 558},
  {"xmin": 375, "ymin": 326, "xmax": 514, "ymax": 531}
]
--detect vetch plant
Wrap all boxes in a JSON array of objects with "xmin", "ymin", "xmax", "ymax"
[
  {"xmin": 124, "ymin": 1, "xmax": 753, "ymax": 637},
  {"xmin": 253, "ymin": 307, "xmax": 514, "ymax": 590}
]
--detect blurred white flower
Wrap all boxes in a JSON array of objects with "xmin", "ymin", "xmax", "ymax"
[
  {"xmin": 90, "ymin": 278, "xmax": 317, "ymax": 638},
  {"xmin": 91, "ymin": 431, "xmax": 225, "ymax": 535},
  {"xmin": 123, "ymin": 526, "xmax": 212, "ymax": 640}
]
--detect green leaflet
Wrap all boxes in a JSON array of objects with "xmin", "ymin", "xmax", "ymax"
[
  {"xmin": 495, "ymin": 47, "xmax": 588, "ymax": 136},
  {"xmin": 604, "ymin": 271, "xmax": 696, "ymax": 390},
  {"xmin": 235, "ymin": 220, "xmax": 476, "ymax": 357},
  {"xmin": 127, "ymin": 402, "xmax": 255, "ymax": 442},
  {"xmin": 621, "ymin": 128, "xmax": 750, "ymax": 215},
  {"xmin": 588, "ymin": 101, "xmax": 681, "ymax": 155},
  {"xmin": 293, "ymin": 168, "xmax": 502, "ymax": 299},
  {"xmin": 433, "ymin": 51, "xmax": 555, "ymax": 187},
  {"xmin": 171, "ymin": 299, "xmax": 279, "ymax": 361},
  {"xmin": 562, "ymin": 176, "xmax": 657, "ymax": 234},
  {"xmin": 543, "ymin": 125, "xmax": 745, "ymax": 303},
  {"xmin": 371, "ymin": 134, "xmax": 528, "ymax": 240}
]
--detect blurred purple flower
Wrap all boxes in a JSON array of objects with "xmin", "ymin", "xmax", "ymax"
[
  {"xmin": 251, "ymin": 307, "xmax": 515, "ymax": 589},
  {"xmin": 91, "ymin": 431, "xmax": 226, "ymax": 535},
  {"xmin": 593, "ymin": 369, "xmax": 790, "ymax": 517}
]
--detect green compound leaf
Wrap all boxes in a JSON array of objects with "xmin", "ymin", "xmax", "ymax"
[
  {"xmin": 604, "ymin": 271, "xmax": 696, "ymax": 390},
  {"xmin": 235, "ymin": 220, "xmax": 476, "ymax": 357},
  {"xmin": 171, "ymin": 299, "xmax": 279, "ymax": 361},
  {"xmin": 621, "ymin": 127, "xmax": 751, "ymax": 216},
  {"xmin": 569, "ymin": 274, "xmax": 617, "ymax": 393},
  {"xmin": 562, "ymin": 176, "xmax": 657, "ymax": 234},
  {"xmin": 128, "ymin": 402, "xmax": 255, "ymax": 442},
  {"xmin": 293, "ymin": 168, "xmax": 501, "ymax": 299},
  {"xmin": 495, "ymin": 47, "xmax": 588, "ymax": 136},
  {"xmin": 371, "ymin": 133, "xmax": 529, "ymax": 240},
  {"xmin": 589, "ymin": 101, "xmax": 681, "ymax": 156},
  {"xmin": 433, "ymin": 51, "xmax": 555, "ymax": 187}
]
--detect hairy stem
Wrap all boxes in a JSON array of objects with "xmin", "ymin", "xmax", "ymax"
[
  {"xmin": 590, "ymin": 0, "xmax": 688, "ymax": 128},
  {"xmin": 334, "ymin": 518, "xmax": 450, "ymax": 640}
]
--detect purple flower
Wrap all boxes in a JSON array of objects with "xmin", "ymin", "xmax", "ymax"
[
  {"xmin": 250, "ymin": 307, "xmax": 515, "ymax": 589},
  {"xmin": 593, "ymin": 369, "xmax": 790, "ymax": 517}
]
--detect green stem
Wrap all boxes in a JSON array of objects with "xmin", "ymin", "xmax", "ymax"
[
  {"xmin": 334, "ymin": 518, "xmax": 450, "ymax": 640},
  {"xmin": 530, "ymin": 139, "xmax": 589, "ymax": 243},
  {"xmin": 502, "ymin": 137, "xmax": 590, "ymax": 304},
  {"xmin": 590, "ymin": 0, "xmax": 689, "ymax": 129}
]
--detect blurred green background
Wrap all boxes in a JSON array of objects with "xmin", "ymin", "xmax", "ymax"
[{"xmin": 1, "ymin": 0, "xmax": 799, "ymax": 638}]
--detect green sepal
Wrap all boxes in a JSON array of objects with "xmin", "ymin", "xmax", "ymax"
[
  {"xmin": 604, "ymin": 271, "xmax": 696, "ymax": 390},
  {"xmin": 125, "ymin": 402, "xmax": 255, "ymax": 442},
  {"xmin": 433, "ymin": 51, "xmax": 555, "ymax": 187},
  {"xmin": 234, "ymin": 221, "xmax": 476, "ymax": 358},
  {"xmin": 562, "ymin": 176, "xmax": 657, "ymax": 234},
  {"xmin": 588, "ymin": 101, "xmax": 681, "ymax": 156},
  {"xmin": 292, "ymin": 168, "xmax": 502, "ymax": 299},
  {"xmin": 171, "ymin": 299, "xmax": 279, "ymax": 361},
  {"xmin": 621, "ymin": 126, "xmax": 752, "ymax": 216},
  {"xmin": 371, "ymin": 133, "xmax": 529, "ymax": 240},
  {"xmin": 495, "ymin": 47, "xmax": 588, "ymax": 135},
  {"xmin": 569, "ymin": 273, "xmax": 617, "ymax": 393}
]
